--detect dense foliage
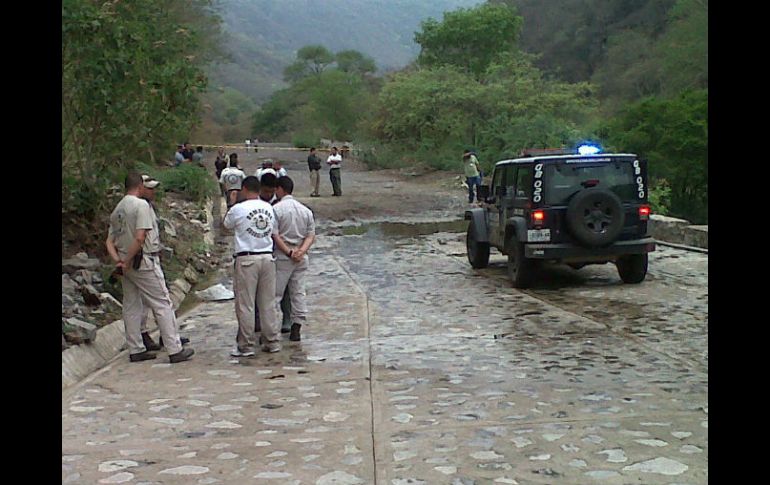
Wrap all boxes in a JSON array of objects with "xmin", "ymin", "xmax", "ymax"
[
  {"xmin": 600, "ymin": 90, "xmax": 708, "ymax": 223},
  {"xmin": 62, "ymin": 0, "xmax": 222, "ymax": 247}
]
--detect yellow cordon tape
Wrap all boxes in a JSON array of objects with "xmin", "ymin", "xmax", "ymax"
[{"xmin": 192, "ymin": 144, "xmax": 349, "ymax": 152}]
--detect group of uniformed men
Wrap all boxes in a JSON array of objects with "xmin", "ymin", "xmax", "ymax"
[{"xmin": 107, "ymin": 146, "xmax": 325, "ymax": 362}]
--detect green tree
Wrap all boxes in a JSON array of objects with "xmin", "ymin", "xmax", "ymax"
[
  {"xmin": 600, "ymin": 89, "xmax": 707, "ymax": 223},
  {"xmin": 335, "ymin": 50, "xmax": 377, "ymax": 75},
  {"xmin": 62, "ymin": 0, "xmax": 221, "ymax": 236},
  {"xmin": 415, "ymin": 3, "xmax": 523, "ymax": 80}
]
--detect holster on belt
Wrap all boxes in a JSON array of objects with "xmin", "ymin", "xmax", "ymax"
[{"xmin": 132, "ymin": 249, "xmax": 143, "ymax": 270}]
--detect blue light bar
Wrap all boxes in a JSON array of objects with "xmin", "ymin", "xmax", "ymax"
[{"xmin": 577, "ymin": 144, "xmax": 601, "ymax": 155}]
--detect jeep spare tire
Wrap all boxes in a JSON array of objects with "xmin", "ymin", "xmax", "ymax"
[{"xmin": 566, "ymin": 188, "xmax": 625, "ymax": 247}]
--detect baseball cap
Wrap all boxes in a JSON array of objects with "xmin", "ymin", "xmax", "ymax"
[{"xmin": 141, "ymin": 174, "xmax": 160, "ymax": 188}]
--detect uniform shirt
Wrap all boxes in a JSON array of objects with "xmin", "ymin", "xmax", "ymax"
[
  {"xmin": 108, "ymin": 195, "xmax": 159, "ymax": 259},
  {"xmin": 146, "ymin": 201, "xmax": 162, "ymax": 252},
  {"xmin": 223, "ymin": 198, "xmax": 277, "ymax": 254},
  {"xmin": 327, "ymin": 153, "xmax": 342, "ymax": 169},
  {"xmin": 273, "ymin": 195, "xmax": 315, "ymax": 259},
  {"xmin": 220, "ymin": 167, "xmax": 246, "ymax": 191},
  {"xmin": 192, "ymin": 152, "xmax": 204, "ymax": 165},
  {"xmin": 175, "ymin": 151, "xmax": 185, "ymax": 165}
]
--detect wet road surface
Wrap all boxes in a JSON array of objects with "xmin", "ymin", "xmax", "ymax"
[{"xmin": 63, "ymin": 209, "xmax": 707, "ymax": 484}]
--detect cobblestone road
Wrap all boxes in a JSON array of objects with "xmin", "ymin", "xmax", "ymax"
[{"xmin": 63, "ymin": 202, "xmax": 707, "ymax": 484}]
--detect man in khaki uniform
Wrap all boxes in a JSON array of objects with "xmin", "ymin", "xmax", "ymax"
[
  {"xmin": 137, "ymin": 175, "xmax": 190, "ymax": 352},
  {"xmin": 105, "ymin": 172, "xmax": 194, "ymax": 363},
  {"xmin": 223, "ymin": 175, "xmax": 282, "ymax": 356},
  {"xmin": 273, "ymin": 176, "xmax": 316, "ymax": 342}
]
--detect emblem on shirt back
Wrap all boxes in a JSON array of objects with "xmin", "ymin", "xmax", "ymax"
[{"xmin": 226, "ymin": 174, "xmax": 239, "ymax": 185}]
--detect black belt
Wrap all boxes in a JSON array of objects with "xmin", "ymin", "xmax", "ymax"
[
  {"xmin": 148, "ymin": 251, "xmax": 161, "ymax": 257},
  {"xmin": 234, "ymin": 251, "xmax": 273, "ymax": 257}
]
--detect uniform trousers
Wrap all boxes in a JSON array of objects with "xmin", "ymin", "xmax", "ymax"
[
  {"xmin": 233, "ymin": 254, "xmax": 279, "ymax": 350},
  {"xmin": 122, "ymin": 257, "xmax": 183, "ymax": 355},
  {"xmin": 309, "ymin": 170, "xmax": 320, "ymax": 196},
  {"xmin": 274, "ymin": 256, "xmax": 309, "ymax": 326}
]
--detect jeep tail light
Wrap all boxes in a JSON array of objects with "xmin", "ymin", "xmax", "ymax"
[
  {"xmin": 639, "ymin": 205, "xmax": 650, "ymax": 220},
  {"xmin": 532, "ymin": 210, "xmax": 545, "ymax": 225}
]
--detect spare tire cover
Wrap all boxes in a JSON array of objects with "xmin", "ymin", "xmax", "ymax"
[{"xmin": 565, "ymin": 188, "xmax": 625, "ymax": 247}]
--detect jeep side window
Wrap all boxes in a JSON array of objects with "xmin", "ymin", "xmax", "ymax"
[
  {"xmin": 504, "ymin": 166, "xmax": 517, "ymax": 198},
  {"xmin": 515, "ymin": 166, "xmax": 533, "ymax": 198},
  {"xmin": 492, "ymin": 167, "xmax": 505, "ymax": 198}
]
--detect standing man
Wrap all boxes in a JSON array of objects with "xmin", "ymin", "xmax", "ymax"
[
  {"xmin": 215, "ymin": 149, "xmax": 228, "ymax": 197},
  {"xmin": 273, "ymin": 176, "xmax": 316, "ymax": 342},
  {"xmin": 105, "ymin": 173, "xmax": 194, "ymax": 363},
  {"xmin": 307, "ymin": 147, "xmax": 322, "ymax": 197},
  {"xmin": 252, "ymin": 172, "xmax": 291, "ymax": 335},
  {"xmin": 245, "ymin": 139, "xmax": 251, "ymax": 153},
  {"xmin": 223, "ymin": 175, "xmax": 282, "ymax": 356},
  {"xmin": 463, "ymin": 149, "xmax": 482, "ymax": 204},
  {"xmin": 220, "ymin": 154, "xmax": 246, "ymax": 209},
  {"xmin": 137, "ymin": 175, "xmax": 190, "ymax": 351},
  {"xmin": 327, "ymin": 146, "xmax": 343, "ymax": 196}
]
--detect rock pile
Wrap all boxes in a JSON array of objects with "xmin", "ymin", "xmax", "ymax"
[{"xmin": 61, "ymin": 253, "xmax": 121, "ymax": 349}]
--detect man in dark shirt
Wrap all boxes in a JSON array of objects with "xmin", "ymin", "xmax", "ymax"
[
  {"xmin": 182, "ymin": 142, "xmax": 195, "ymax": 162},
  {"xmin": 215, "ymin": 151, "xmax": 228, "ymax": 197},
  {"xmin": 307, "ymin": 147, "xmax": 322, "ymax": 197}
]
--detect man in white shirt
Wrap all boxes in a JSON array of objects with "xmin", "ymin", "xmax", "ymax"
[
  {"xmin": 327, "ymin": 146, "xmax": 343, "ymax": 196},
  {"xmin": 273, "ymin": 176, "xmax": 316, "ymax": 342},
  {"xmin": 219, "ymin": 155, "xmax": 246, "ymax": 209},
  {"xmin": 223, "ymin": 176, "xmax": 283, "ymax": 355}
]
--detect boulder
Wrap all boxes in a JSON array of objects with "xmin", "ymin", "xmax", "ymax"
[
  {"xmin": 62, "ymin": 253, "xmax": 102, "ymax": 274},
  {"xmin": 183, "ymin": 266, "xmax": 199, "ymax": 285},
  {"xmin": 80, "ymin": 284, "xmax": 103, "ymax": 306},
  {"xmin": 63, "ymin": 317, "xmax": 98, "ymax": 344}
]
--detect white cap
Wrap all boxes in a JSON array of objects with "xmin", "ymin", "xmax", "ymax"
[{"xmin": 141, "ymin": 174, "xmax": 160, "ymax": 188}]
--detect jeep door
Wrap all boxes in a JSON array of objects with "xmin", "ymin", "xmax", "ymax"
[{"xmin": 487, "ymin": 165, "xmax": 509, "ymax": 248}]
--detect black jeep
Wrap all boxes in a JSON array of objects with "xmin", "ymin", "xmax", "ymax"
[{"xmin": 465, "ymin": 148, "xmax": 656, "ymax": 287}]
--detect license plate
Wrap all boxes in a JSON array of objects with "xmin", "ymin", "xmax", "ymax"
[{"xmin": 527, "ymin": 229, "xmax": 551, "ymax": 242}]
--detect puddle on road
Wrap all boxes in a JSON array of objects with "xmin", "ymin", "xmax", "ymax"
[{"xmin": 341, "ymin": 219, "xmax": 467, "ymax": 237}]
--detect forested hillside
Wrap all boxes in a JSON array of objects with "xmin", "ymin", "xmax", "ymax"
[{"xmin": 197, "ymin": 0, "xmax": 481, "ymax": 141}]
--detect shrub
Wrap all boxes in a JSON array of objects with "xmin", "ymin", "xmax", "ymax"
[{"xmin": 155, "ymin": 164, "xmax": 217, "ymax": 203}]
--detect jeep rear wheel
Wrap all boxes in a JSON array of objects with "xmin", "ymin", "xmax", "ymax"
[
  {"xmin": 466, "ymin": 224, "xmax": 490, "ymax": 269},
  {"xmin": 616, "ymin": 254, "xmax": 648, "ymax": 283},
  {"xmin": 566, "ymin": 188, "xmax": 625, "ymax": 247},
  {"xmin": 507, "ymin": 239, "xmax": 533, "ymax": 288}
]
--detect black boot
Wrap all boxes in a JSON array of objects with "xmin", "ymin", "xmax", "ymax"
[
  {"xmin": 142, "ymin": 332, "xmax": 161, "ymax": 351},
  {"xmin": 129, "ymin": 351, "xmax": 156, "ymax": 362},
  {"xmin": 289, "ymin": 323, "xmax": 301, "ymax": 342}
]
